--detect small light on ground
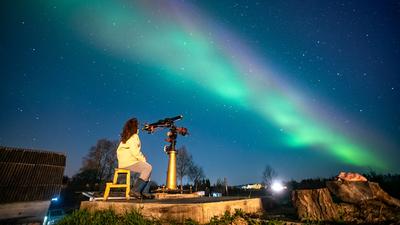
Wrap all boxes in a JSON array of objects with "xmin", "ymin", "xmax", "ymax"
[{"xmin": 42, "ymin": 216, "xmax": 48, "ymax": 225}]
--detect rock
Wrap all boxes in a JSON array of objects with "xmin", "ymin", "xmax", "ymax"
[
  {"xmin": 326, "ymin": 181, "xmax": 373, "ymax": 204},
  {"xmin": 336, "ymin": 203, "xmax": 360, "ymax": 223},
  {"xmin": 369, "ymin": 182, "xmax": 400, "ymax": 208},
  {"xmin": 357, "ymin": 199, "xmax": 400, "ymax": 224},
  {"xmin": 327, "ymin": 181, "xmax": 400, "ymax": 208},
  {"xmin": 335, "ymin": 200, "xmax": 398, "ymax": 224},
  {"xmin": 292, "ymin": 181, "xmax": 400, "ymax": 224},
  {"xmin": 337, "ymin": 172, "xmax": 367, "ymax": 182},
  {"xmin": 291, "ymin": 188, "xmax": 338, "ymax": 221}
]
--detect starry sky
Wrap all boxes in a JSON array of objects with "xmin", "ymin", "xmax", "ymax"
[{"xmin": 1, "ymin": 0, "xmax": 400, "ymax": 185}]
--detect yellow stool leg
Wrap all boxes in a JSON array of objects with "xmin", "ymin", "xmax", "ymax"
[
  {"xmin": 113, "ymin": 170, "xmax": 119, "ymax": 184},
  {"xmin": 126, "ymin": 171, "xmax": 131, "ymax": 200},
  {"xmin": 103, "ymin": 183, "xmax": 111, "ymax": 200}
]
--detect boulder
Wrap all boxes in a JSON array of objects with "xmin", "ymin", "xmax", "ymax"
[
  {"xmin": 326, "ymin": 181, "xmax": 373, "ymax": 204},
  {"xmin": 292, "ymin": 181, "xmax": 400, "ymax": 223},
  {"xmin": 327, "ymin": 181, "xmax": 400, "ymax": 207},
  {"xmin": 291, "ymin": 188, "xmax": 338, "ymax": 221},
  {"xmin": 369, "ymin": 182, "xmax": 400, "ymax": 207}
]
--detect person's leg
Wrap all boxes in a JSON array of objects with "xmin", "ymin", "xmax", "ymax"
[
  {"xmin": 134, "ymin": 162, "xmax": 152, "ymax": 196},
  {"xmin": 129, "ymin": 161, "xmax": 152, "ymax": 181},
  {"xmin": 124, "ymin": 162, "xmax": 152, "ymax": 197}
]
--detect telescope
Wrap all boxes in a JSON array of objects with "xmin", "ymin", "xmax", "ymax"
[
  {"xmin": 142, "ymin": 115, "xmax": 188, "ymax": 191},
  {"xmin": 143, "ymin": 115, "xmax": 184, "ymax": 134}
]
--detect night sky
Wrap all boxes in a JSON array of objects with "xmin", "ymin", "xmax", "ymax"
[{"xmin": 1, "ymin": 0, "xmax": 399, "ymax": 185}]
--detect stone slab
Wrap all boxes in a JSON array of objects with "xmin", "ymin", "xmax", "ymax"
[{"xmin": 80, "ymin": 197, "xmax": 264, "ymax": 224}]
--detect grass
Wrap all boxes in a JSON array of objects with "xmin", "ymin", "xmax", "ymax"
[
  {"xmin": 56, "ymin": 209, "xmax": 160, "ymax": 225},
  {"xmin": 56, "ymin": 209, "xmax": 288, "ymax": 225}
]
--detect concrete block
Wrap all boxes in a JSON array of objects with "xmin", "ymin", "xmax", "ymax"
[{"xmin": 80, "ymin": 197, "xmax": 264, "ymax": 224}]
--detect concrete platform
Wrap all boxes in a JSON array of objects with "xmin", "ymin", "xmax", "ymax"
[{"xmin": 80, "ymin": 197, "xmax": 264, "ymax": 224}]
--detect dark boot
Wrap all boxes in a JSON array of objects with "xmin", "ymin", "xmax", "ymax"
[
  {"xmin": 130, "ymin": 179, "xmax": 147, "ymax": 199},
  {"xmin": 140, "ymin": 181, "xmax": 153, "ymax": 199}
]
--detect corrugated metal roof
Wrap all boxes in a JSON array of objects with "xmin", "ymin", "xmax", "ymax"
[{"xmin": 0, "ymin": 146, "xmax": 66, "ymax": 203}]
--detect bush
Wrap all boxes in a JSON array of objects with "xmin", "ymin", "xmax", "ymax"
[
  {"xmin": 207, "ymin": 209, "xmax": 268, "ymax": 225},
  {"xmin": 122, "ymin": 210, "xmax": 160, "ymax": 225}
]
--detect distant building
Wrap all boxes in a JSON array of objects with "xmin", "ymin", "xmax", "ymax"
[
  {"xmin": 241, "ymin": 183, "xmax": 263, "ymax": 190},
  {"xmin": 195, "ymin": 191, "xmax": 205, "ymax": 196},
  {"xmin": 0, "ymin": 146, "xmax": 66, "ymax": 224}
]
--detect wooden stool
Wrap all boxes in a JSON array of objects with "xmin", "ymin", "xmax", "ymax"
[{"xmin": 103, "ymin": 168, "xmax": 130, "ymax": 200}]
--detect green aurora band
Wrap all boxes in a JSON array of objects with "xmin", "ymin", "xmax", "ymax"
[{"xmin": 53, "ymin": 0, "xmax": 388, "ymax": 169}]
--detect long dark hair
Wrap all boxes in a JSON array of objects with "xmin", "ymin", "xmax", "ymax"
[{"xmin": 120, "ymin": 118, "xmax": 138, "ymax": 143}]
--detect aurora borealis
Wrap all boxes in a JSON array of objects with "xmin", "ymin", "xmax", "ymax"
[{"xmin": 1, "ymin": 1, "xmax": 399, "ymax": 184}]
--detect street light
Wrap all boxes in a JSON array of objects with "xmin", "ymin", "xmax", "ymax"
[{"xmin": 271, "ymin": 181, "xmax": 286, "ymax": 193}]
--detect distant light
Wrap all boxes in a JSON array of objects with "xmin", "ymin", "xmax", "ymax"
[
  {"xmin": 211, "ymin": 192, "xmax": 222, "ymax": 197},
  {"xmin": 271, "ymin": 181, "xmax": 286, "ymax": 193},
  {"xmin": 43, "ymin": 216, "xmax": 48, "ymax": 225},
  {"xmin": 51, "ymin": 197, "xmax": 58, "ymax": 202}
]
